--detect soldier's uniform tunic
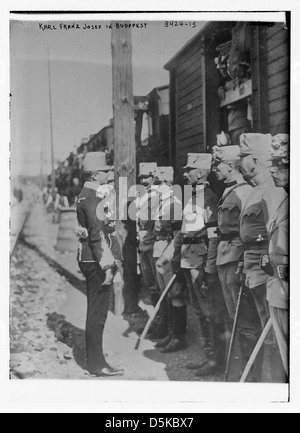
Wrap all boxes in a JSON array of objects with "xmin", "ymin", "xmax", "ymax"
[
  {"xmin": 217, "ymin": 176, "xmax": 259, "ymax": 339},
  {"xmin": 153, "ymin": 189, "xmax": 184, "ymax": 306},
  {"xmin": 137, "ymin": 186, "xmax": 160, "ymax": 300},
  {"xmin": 76, "ymin": 181, "xmax": 122, "ymax": 373},
  {"xmin": 267, "ymin": 195, "xmax": 289, "ymax": 374},
  {"xmin": 240, "ymin": 177, "xmax": 287, "ymax": 329},
  {"xmin": 174, "ymin": 184, "xmax": 228, "ymax": 361}
]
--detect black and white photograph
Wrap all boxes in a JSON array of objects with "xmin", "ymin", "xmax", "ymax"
[{"xmin": 4, "ymin": 6, "xmax": 299, "ymax": 412}]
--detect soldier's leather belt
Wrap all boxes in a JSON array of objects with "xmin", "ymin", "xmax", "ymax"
[
  {"xmin": 156, "ymin": 234, "xmax": 173, "ymax": 241},
  {"xmin": 273, "ymin": 265, "xmax": 289, "ymax": 281},
  {"xmin": 220, "ymin": 232, "xmax": 240, "ymax": 241},
  {"xmin": 182, "ymin": 237, "xmax": 207, "ymax": 245},
  {"xmin": 244, "ymin": 241, "xmax": 269, "ymax": 250}
]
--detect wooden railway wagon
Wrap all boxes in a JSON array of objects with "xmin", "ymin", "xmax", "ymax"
[{"xmin": 165, "ymin": 20, "xmax": 290, "ymax": 181}]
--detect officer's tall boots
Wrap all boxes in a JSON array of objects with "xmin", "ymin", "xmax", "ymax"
[
  {"xmin": 195, "ymin": 318, "xmax": 222, "ymax": 377},
  {"xmin": 147, "ymin": 293, "xmax": 168, "ymax": 340},
  {"xmin": 161, "ymin": 306, "xmax": 187, "ymax": 353},
  {"xmin": 156, "ymin": 301, "xmax": 174, "ymax": 348}
]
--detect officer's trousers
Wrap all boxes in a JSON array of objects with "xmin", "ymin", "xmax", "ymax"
[
  {"xmin": 270, "ymin": 306, "xmax": 289, "ymax": 376},
  {"xmin": 218, "ymin": 262, "xmax": 259, "ymax": 340},
  {"xmin": 79, "ymin": 262, "xmax": 112, "ymax": 373},
  {"xmin": 155, "ymin": 259, "xmax": 185, "ymax": 307},
  {"xmin": 140, "ymin": 248, "xmax": 159, "ymax": 296}
]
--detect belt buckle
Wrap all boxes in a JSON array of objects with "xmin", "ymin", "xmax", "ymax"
[{"xmin": 277, "ymin": 265, "xmax": 288, "ymax": 280}]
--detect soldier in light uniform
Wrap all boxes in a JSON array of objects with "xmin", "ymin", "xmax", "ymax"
[
  {"xmin": 212, "ymin": 144, "xmax": 261, "ymax": 379},
  {"xmin": 153, "ymin": 167, "xmax": 187, "ymax": 352},
  {"xmin": 136, "ymin": 163, "xmax": 161, "ymax": 336},
  {"xmin": 263, "ymin": 134, "xmax": 289, "ymax": 376},
  {"xmin": 76, "ymin": 152, "xmax": 124, "ymax": 378},
  {"xmin": 239, "ymin": 133, "xmax": 287, "ymax": 382},
  {"xmin": 172, "ymin": 153, "xmax": 228, "ymax": 377}
]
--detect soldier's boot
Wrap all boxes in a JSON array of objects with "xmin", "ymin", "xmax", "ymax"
[
  {"xmin": 239, "ymin": 334, "xmax": 260, "ymax": 382},
  {"xmin": 186, "ymin": 317, "xmax": 212, "ymax": 371},
  {"xmin": 148, "ymin": 297, "xmax": 169, "ymax": 340},
  {"xmin": 156, "ymin": 302, "xmax": 174, "ymax": 348},
  {"xmin": 161, "ymin": 306, "xmax": 187, "ymax": 353},
  {"xmin": 195, "ymin": 319, "xmax": 220, "ymax": 377}
]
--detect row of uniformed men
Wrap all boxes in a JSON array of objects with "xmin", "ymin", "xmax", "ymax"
[
  {"xmin": 74, "ymin": 133, "xmax": 288, "ymax": 380},
  {"xmin": 136, "ymin": 133, "xmax": 289, "ymax": 381}
]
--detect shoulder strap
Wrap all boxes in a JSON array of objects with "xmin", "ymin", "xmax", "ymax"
[{"xmin": 218, "ymin": 182, "xmax": 248, "ymax": 208}]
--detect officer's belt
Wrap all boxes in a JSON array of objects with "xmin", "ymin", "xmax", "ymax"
[
  {"xmin": 156, "ymin": 234, "xmax": 173, "ymax": 241},
  {"xmin": 219, "ymin": 232, "xmax": 240, "ymax": 241},
  {"xmin": 182, "ymin": 237, "xmax": 207, "ymax": 245},
  {"xmin": 273, "ymin": 265, "xmax": 288, "ymax": 280},
  {"xmin": 244, "ymin": 241, "xmax": 269, "ymax": 250}
]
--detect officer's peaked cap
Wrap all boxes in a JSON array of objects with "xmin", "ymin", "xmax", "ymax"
[
  {"xmin": 239, "ymin": 133, "xmax": 273, "ymax": 157},
  {"xmin": 139, "ymin": 162, "xmax": 157, "ymax": 177},
  {"xmin": 184, "ymin": 153, "xmax": 212, "ymax": 170},
  {"xmin": 154, "ymin": 167, "xmax": 174, "ymax": 183},
  {"xmin": 83, "ymin": 152, "xmax": 113, "ymax": 172}
]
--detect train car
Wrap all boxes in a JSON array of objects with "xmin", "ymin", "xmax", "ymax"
[{"xmin": 164, "ymin": 20, "xmax": 290, "ymax": 182}]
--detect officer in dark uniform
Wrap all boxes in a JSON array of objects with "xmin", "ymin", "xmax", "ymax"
[
  {"xmin": 172, "ymin": 153, "xmax": 228, "ymax": 377},
  {"xmin": 239, "ymin": 133, "xmax": 287, "ymax": 382},
  {"xmin": 76, "ymin": 152, "xmax": 124, "ymax": 378}
]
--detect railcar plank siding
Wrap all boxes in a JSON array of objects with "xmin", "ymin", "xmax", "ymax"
[{"xmin": 266, "ymin": 24, "xmax": 289, "ymax": 135}]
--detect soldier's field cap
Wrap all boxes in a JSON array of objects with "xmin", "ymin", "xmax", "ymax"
[
  {"xmin": 184, "ymin": 153, "xmax": 213, "ymax": 170},
  {"xmin": 83, "ymin": 152, "xmax": 113, "ymax": 172},
  {"xmin": 139, "ymin": 162, "xmax": 157, "ymax": 177},
  {"xmin": 239, "ymin": 133, "xmax": 272, "ymax": 157},
  {"xmin": 270, "ymin": 134, "xmax": 289, "ymax": 164},
  {"xmin": 213, "ymin": 145, "xmax": 241, "ymax": 163},
  {"xmin": 155, "ymin": 167, "xmax": 174, "ymax": 183}
]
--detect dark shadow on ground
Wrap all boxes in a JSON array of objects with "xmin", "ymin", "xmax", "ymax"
[{"xmin": 47, "ymin": 312, "xmax": 87, "ymax": 371}]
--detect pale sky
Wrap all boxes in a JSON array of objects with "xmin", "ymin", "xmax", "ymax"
[{"xmin": 10, "ymin": 19, "xmax": 205, "ymax": 176}]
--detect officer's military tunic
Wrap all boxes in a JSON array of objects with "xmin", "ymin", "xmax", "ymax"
[
  {"xmin": 267, "ymin": 195, "xmax": 289, "ymax": 374},
  {"xmin": 240, "ymin": 177, "xmax": 287, "ymax": 331},
  {"xmin": 137, "ymin": 186, "xmax": 160, "ymax": 298},
  {"xmin": 217, "ymin": 177, "xmax": 259, "ymax": 339},
  {"xmin": 153, "ymin": 189, "xmax": 184, "ymax": 307},
  {"xmin": 173, "ymin": 185, "xmax": 227, "ymax": 340},
  {"xmin": 76, "ymin": 181, "xmax": 121, "ymax": 373}
]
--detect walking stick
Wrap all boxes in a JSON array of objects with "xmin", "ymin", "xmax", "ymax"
[
  {"xmin": 224, "ymin": 284, "xmax": 244, "ymax": 382},
  {"xmin": 134, "ymin": 273, "xmax": 178, "ymax": 351},
  {"xmin": 240, "ymin": 318, "xmax": 272, "ymax": 383}
]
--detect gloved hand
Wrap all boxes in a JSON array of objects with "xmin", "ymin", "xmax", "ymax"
[
  {"xmin": 74, "ymin": 225, "xmax": 88, "ymax": 239},
  {"xmin": 156, "ymin": 256, "xmax": 169, "ymax": 275},
  {"xmin": 102, "ymin": 267, "xmax": 116, "ymax": 286}
]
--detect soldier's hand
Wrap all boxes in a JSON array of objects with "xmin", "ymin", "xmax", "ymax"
[
  {"xmin": 102, "ymin": 268, "xmax": 115, "ymax": 286},
  {"xmin": 156, "ymin": 256, "xmax": 169, "ymax": 275},
  {"xmin": 74, "ymin": 225, "xmax": 88, "ymax": 239}
]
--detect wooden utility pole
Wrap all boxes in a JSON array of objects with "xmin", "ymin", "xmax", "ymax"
[
  {"xmin": 111, "ymin": 24, "xmax": 138, "ymax": 315},
  {"xmin": 47, "ymin": 48, "xmax": 56, "ymax": 191}
]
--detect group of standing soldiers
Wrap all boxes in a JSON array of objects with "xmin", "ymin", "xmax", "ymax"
[
  {"xmin": 75, "ymin": 132, "xmax": 288, "ymax": 382},
  {"xmin": 136, "ymin": 132, "xmax": 289, "ymax": 381}
]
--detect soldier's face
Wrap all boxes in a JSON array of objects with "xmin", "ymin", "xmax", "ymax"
[
  {"xmin": 214, "ymin": 161, "xmax": 230, "ymax": 181},
  {"xmin": 140, "ymin": 175, "xmax": 154, "ymax": 188},
  {"xmin": 240, "ymin": 155, "xmax": 256, "ymax": 181},
  {"xmin": 184, "ymin": 168, "xmax": 200, "ymax": 185},
  {"xmin": 270, "ymin": 163, "xmax": 289, "ymax": 187},
  {"xmin": 93, "ymin": 170, "xmax": 109, "ymax": 185}
]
